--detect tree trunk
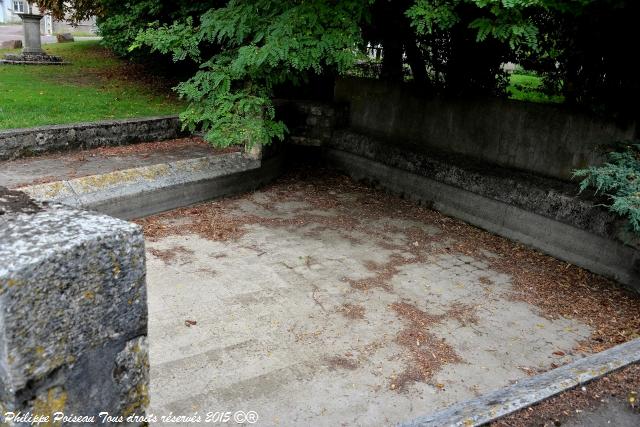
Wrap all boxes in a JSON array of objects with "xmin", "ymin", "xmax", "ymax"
[
  {"xmin": 405, "ymin": 39, "xmax": 429, "ymax": 88},
  {"xmin": 380, "ymin": 37, "xmax": 404, "ymax": 82}
]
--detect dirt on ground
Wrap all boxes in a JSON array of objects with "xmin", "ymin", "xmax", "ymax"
[
  {"xmin": 148, "ymin": 245, "xmax": 195, "ymax": 265},
  {"xmin": 492, "ymin": 363, "xmax": 640, "ymax": 427},
  {"xmin": 0, "ymin": 186, "xmax": 41, "ymax": 214},
  {"xmin": 22, "ymin": 137, "xmax": 236, "ymax": 164},
  {"xmin": 389, "ymin": 302, "xmax": 464, "ymax": 391}
]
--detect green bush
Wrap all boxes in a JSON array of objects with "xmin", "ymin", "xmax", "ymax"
[{"xmin": 574, "ymin": 142, "xmax": 640, "ymax": 235}]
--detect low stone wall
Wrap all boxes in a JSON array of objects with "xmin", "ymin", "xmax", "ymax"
[
  {"xmin": 0, "ymin": 116, "xmax": 183, "ymax": 161},
  {"xmin": 334, "ymin": 77, "xmax": 637, "ymax": 181},
  {"xmin": 0, "ymin": 187, "xmax": 149, "ymax": 425},
  {"xmin": 275, "ymin": 99, "xmax": 346, "ymax": 146}
]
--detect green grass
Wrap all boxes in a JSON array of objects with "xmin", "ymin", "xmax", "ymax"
[
  {"xmin": 0, "ymin": 41, "xmax": 184, "ymax": 130},
  {"xmin": 507, "ymin": 73, "xmax": 564, "ymax": 104}
]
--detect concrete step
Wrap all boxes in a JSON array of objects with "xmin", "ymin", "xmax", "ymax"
[
  {"xmin": 0, "ymin": 137, "xmax": 217, "ymax": 188},
  {"xmin": 6, "ymin": 138, "xmax": 283, "ymax": 219}
]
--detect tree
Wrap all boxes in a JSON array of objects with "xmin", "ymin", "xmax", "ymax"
[
  {"xmin": 35, "ymin": 0, "xmax": 639, "ymax": 146},
  {"xmin": 133, "ymin": 1, "xmax": 371, "ymax": 148},
  {"xmin": 35, "ymin": 0, "xmax": 102, "ymax": 22},
  {"xmin": 525, "ymin": 0, "xmax": 639, "ymax": 120},
  {"xmin": 127, "ymin": 0, "xmax": 545, "ymax": 146}
]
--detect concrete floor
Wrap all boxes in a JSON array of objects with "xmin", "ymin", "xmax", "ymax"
[{"xmin": 144, "ymin": 174, "xmax": 594, "ymax": 426}]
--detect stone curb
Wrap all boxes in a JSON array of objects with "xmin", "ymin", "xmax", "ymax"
[
  {"xmin": 0, "ymin": 115, "xmax": 183, "ymax": 161},
  {"xmin": 18, "ymin": 152, "xmax": 284, "ymax": 219},
  {"xmin": 0, "ymin": 59, "xmax": 70, "ymax": 65},
  {"xmin": 399, "ymin": 338, "xmax": 640, "ymax": 427}
]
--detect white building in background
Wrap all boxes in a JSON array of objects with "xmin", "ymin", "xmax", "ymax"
[
  {"xmin": 1, "ymin": 1, "xmax": 96, "ymax": 34},
  {"xmin": 0, "ymin": 0, "xmax": 32, "ymax": 24}
]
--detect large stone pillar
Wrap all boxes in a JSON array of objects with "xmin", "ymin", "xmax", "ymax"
[
  {"xmin": 0, "ymin": 187, "xmax": 149, "ymax": 426},
  {"xmin": 18, "ymin": 13, "xmax": 43, "ymax": 55}
]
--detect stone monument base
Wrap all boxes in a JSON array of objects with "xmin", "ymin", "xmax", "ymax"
[{"xmin": 1, "ymin": 52, "xmax": 68, "ymax": 65}]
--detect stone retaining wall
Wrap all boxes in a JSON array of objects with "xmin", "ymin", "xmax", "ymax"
[
  {"xmin": 0, "ymin": 116, "xmax": 183, "ymax": 161},
  {"xmin": 334, "ymin": 77, "xmax": 638, "ymax": 181},
  {"xmin": 0, "ymin": 187, "xmax": 149, "ymax": 425},
  {"xmin": 275, "ymin": 99, "xmax": 346, "ymax": 147}
]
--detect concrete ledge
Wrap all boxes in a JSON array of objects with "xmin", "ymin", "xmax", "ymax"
[
  {"xmin": 19, "ymin": 152, "xmax": 285, "ymax": 220},
  {"xmin": 326, "ymin": 148, "xmax": 640, "ymax": 289},
  {"xmin": 330, "ymin": 130, "xmax": 633, "ymax": 244},
  {"xmin": 0, "ymin": 116, "xmax": 183, "ymax": 161},
  {"xmin": 0, "ymin": 187, "xmax": 148, "ymax": 423},
  {"xmin": 400, "ymin": 338, "xmax": 640, "ymax": 426}
]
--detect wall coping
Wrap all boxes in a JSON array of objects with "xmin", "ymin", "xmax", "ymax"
[
  {"xmin": 0, "ymin": 115, "xmax": 184, "ymax": 161},
  {"xmin": 329, "ymin": 129, "xmax": 638, "ymax": 250},
  {"xmin": 0, "ymin": 115, "xmax": 180, "ymax": 136}
]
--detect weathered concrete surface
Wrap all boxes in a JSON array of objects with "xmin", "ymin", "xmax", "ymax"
[
  {"xmin": 0, "ymin": 116, "xmax": 183, "ymax": 161},
  {"xmin": 0, "ymin": 139, "xmax": 216, "ymax": 189},
  {"xmin": 330, "ymin": 130, "xmax": 624, "ymax": 242},
  {"xmin": 0, "ymin": 52, "xmax": 67, "ymax": 65},
  {"xmin": 0, "ymin": 187, "xmax": 148, "ymax": 425},
  {"xmin": 401, "ymin": 339, "xmax": 640, "ymax": 426},
  {"xmin": 17, "ymin": 151, "xmax": 283, "ymax": 220},
  {"xmin": 323, "ymin": 137, "xmax": 640, "ymax": 290},
  {"xmin": 144, "ymin": 177, "xmax": 605, "ymax": 426},
  {"xmin": 335, "ymin": 77, "xmax": 637, "ymax": 181}
]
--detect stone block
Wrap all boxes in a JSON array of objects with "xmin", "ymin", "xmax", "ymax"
[
  {"xmin": 0, "ymin": 40, "xmax": 22, "ymax": 49},
  {"xmin": 56, "ymin": 33, "xmax": 74, "ymax": 43},
  {"xmin": 0, "ymin": 187, "xmax": 149, "ymax": 425}
]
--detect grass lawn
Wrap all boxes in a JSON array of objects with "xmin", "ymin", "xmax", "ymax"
[
  {"xmin": 0, "ymin": 41, "xmax": 184, "ymax": 130},
  {"xmin": 507, "ymin": 73, "xmax": 564, "ymax": 104}
]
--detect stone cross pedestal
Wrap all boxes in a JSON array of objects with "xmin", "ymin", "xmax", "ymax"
[
  {"xmin": 18, "ymin": 13, "xmax": 43, "ymax": 54},
  {"xmin": 0, "ymin": 13, "xmax": 67, "ymax": 64}
]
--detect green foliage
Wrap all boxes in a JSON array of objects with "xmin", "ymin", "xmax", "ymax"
[
  {"xmin": 135, "ymin": 0, "xmax": 370, "ymax": 148},
  {"xmin": 406, "ymin": 0, "xmax": 461, "ymax": 35},
  {"xmin": 407, "ymin": 0, "xmax": 540, "ymax": 50},
  {"xmin": 574, "ymin": 142, "xmax": 640, "ymax": 234},
  {"xmin": 89, "ymin": 1, "xmax": 219, "ymax": 57},
  {"xmin": 97, "ymin": 1, "xmax": 159, "ymax": 57},
  {"xmin": 507, "ymin": 73, "xmax": 563, "ymax": 104},
  {"xmin": 513, "ymin": 0, "xmax": 638, "ymax": 118}
]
